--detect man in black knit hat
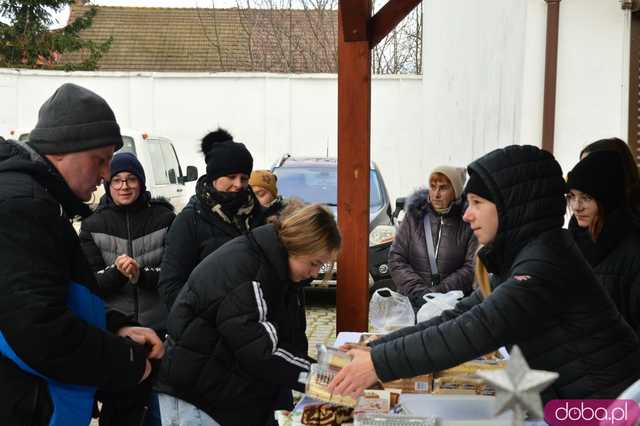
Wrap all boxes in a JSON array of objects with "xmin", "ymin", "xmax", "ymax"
[{"xmin": 0, "ymin": 83, "xmax": 163, "ymax": 425}]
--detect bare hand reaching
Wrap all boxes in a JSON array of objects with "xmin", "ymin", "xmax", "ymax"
[{"xmin": 327, "ymin": 348, "xmax": 379, "ymax": 399}]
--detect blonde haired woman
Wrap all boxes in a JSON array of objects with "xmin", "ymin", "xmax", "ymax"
[
  {"xmin": 155, "ymin": 204, "xmax": 341, "ymax": 426},
  {"xmin": 328, "ymin": 145, "xmax": 640, "ymax": 404}
]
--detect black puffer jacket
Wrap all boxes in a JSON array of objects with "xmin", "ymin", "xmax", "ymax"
[
  {"xmin": 156, "ymin": 224, "xmax": 312, "ymax": 426},
  {"xmin": 0, "ymin": 141, "xmax": 147, "ymax": 425},
  {"xmin": 79, "ymin": 192, "xmax": 175, "ymax": 335},
  {"xmin": 370, "ymin": 145, "xmax": 640, "ymax": 402},
  {"xmin": 569, "ymin": 210, "xmax": 640, "ymax": 336},
  {"xmin": 158, "ymin": 194, "xmax": 265, "ymax": 309},
  {"xmin": 389, "ymin": 189, "xmax": 478, "ymax": 299}
]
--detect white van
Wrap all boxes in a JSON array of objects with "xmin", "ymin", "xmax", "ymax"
[{"xmin": 9, "ymin": 127, "xmax": 198, "ymax": 212}]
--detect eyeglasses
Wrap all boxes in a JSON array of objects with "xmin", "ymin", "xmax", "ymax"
[
  {"xmin": 110, "ymin": 176, "xmax": 139, "ymax": 189},
  {"xmin": 566, "ymin": 193, "xmax": 594, "ymax": 207}
]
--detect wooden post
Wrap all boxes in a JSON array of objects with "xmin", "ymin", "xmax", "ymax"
[
  {"xmin": 542, "ymin": 0, "xmax": 561, "ymax": 153},
  {"xmin": 337, "ymin": 0, "xmax": 371, "ymax": 333}
]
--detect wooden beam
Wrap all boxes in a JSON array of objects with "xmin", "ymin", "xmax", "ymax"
[
  {"xmin": 337, "ymin": 0, "xmax": 371, "ymax": 333},
  {"xmin": 370, "ymin": 0, "xmax": 422, "ymax": 48},
  {"xmin": 542, "ymin": 0, "xmax": 561, "ymax": 153},
  {"xmin": 339, "ymin": 0, "xmax": 369, "ymax": 42}
]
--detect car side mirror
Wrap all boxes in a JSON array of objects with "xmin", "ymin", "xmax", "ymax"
[
  {"xmin": 392, "ymin": 197, "xmax": 406, "ymax": 219},
  {"xmin": 180, "ymin": 166, "xmax": 198, "ymax": 183}
]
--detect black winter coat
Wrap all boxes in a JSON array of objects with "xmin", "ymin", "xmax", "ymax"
[
  {"xmin": 156, "ymin": 224, "xmax": 312, "ymax": 426},
  {"xmin": 569, "ymin": 210, "xmax": 640, "ymax": 336},
  {"xmin": 79, "ymin": 192, "xmax": 175, "ymax": 335},
  {"xmin": 370, "ymin": 145, "xmax": 640, "ymax": 402},
  {"xmin": 0, "ymin": 141, "xmax": 147, "ymax": 425},
  {"xmin": 158, "ymin": 194, "xmax": 265, "ymax": 309},
  {"xmin": 389, "ymin": 189, "xmax": 478, "ymax": 299}
]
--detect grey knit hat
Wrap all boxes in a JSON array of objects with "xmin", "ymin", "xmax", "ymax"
[{"xmin": 28, "ymin": 83, "xmax": 123, "ymax": 154}]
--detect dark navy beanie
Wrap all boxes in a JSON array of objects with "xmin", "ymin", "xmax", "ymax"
[
  {"xmin": 109, "ymin": 152, "xmax": 146, "ymax": 191},
  {"xmin": 28, "ymin": 83, "xmax": 123, "ymax": 154}
]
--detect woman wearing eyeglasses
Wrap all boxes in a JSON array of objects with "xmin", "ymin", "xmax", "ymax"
[
  {"xmin": 79, "ymin": 152, "xmax": 176, "ymax": 426},
  {"xmin": 567, "ymin": 150, "xmax": 640, "ymax": 335}
]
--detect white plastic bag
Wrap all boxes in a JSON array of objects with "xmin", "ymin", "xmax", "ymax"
[
  {"xmin": 416, "ymin": 290, "xmax": 464, "ymax": 323},
  {"xmin": 369, "ymin": 288, "xmax": 415, "ymax": 333}
]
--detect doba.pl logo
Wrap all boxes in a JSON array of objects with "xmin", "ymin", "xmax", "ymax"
[{"xmin": 544, "ymin": 400, "xmax": 640, "ymax": 426}]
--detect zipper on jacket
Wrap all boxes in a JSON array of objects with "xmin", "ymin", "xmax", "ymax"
[
  {"xmin": 126, "ymin": 211, "xmax": 139, "ymax": 322},
  {"xmin": 434, "ymin": 216, "xmax": 444, "ymax": 261}
]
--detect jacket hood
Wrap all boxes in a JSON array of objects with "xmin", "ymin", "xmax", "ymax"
[
  {"xmin": 467, "ymin": 145, "xmax": 567, "ymax": 274},
  {"xmin": 96, "ymin": 191, "xmax": 174, "ymax": 213},
  {"xmin": 0, "ymin": 140, "xmax": 92, "ymax": 218},
  {"xmin": 405, "ymin": 188, "xmax": 464, "ymax": 219}
]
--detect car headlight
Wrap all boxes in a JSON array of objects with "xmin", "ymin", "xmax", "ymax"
[{"xmin": 369, "ymin": 225, "xmax": 396, "ymax": 247}]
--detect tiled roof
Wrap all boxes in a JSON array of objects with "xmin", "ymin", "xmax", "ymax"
[{"xmin": 61, "ymin": 5, "xmax": 337, "ymax": 73}]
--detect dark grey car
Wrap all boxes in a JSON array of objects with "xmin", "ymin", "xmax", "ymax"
[{"xmin": 271, "ymin": 155, "xmax": 396, "ymax": 292}]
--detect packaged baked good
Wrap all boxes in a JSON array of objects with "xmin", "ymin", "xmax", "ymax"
[
  {"xmin": 435, "ymin": 358, "xmax": 506, "ymax": 378},
  {"xmin": 382, "ymin": 374, "xmax": 433, "ymax": 394},
  {"xmin": 304, "ymin": 364, "xmax": 358, "ymax": 407},
  {"xmin": 432, "ymin": 374, "xmax": 496, "ymax": 396},
  {"xmin": 301, "ymin": 403, "xmax": 354, "ymax": 425},
  {"xmin": 317, "ymin": 344, "xmax": 352, "ymax": 369},
  {"xmin": 357, "ymin": 333, "xmax": 384, "ymax": 345}
]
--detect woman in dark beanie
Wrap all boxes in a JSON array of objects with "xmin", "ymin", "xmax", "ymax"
[
  {"xmin": 327, "ymin": 145, "xmax": 640, "ymax": 403},
  {"xmin": 155, "ymin": 204, "xmax": 341, "ymax": 426},
  {"xmin": 580, "ymin": 137, "xmax": 640, "ymax": 214},
  {"xmin": 158, "ymin": 128, "xmax": 265, "ymax": 309},
  {"xmin": 79, "ymin": 152, "xmax": 175, "ymax": 426},
  {"xmin": 567, "ymin": 150, "xmax": 640, "ymax": 335}
]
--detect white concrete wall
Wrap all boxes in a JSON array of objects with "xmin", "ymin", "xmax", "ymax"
[
  {"xmin": 421, "ymin": 0, "xmax": 529, "ymax": 175},
  {"xmin": 0, "ymin": 69, "xmax": 422, "ymax": 202},
  {"xmin": 422, "ymin": 0, "xmax": 631, "ymax": 177},
  {"xmin": 553, "ymin": 0, "xmax": 630, "ymax": 174}
]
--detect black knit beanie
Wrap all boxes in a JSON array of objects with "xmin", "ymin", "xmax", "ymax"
[
  {"xmin": 28, "ymin": 83, "xmax": 123, "ymax": 154},
  {"xmin": 464, "ymin": 170, "xmax": 494, "ymax": 202},
  {"xmin": 567, "ymin": 150, "xmax": 625, "ymax": 213},
  {"xmin": 109, "ymin": 152, "xmax": 146, "ymax": 192},
  {"xmin": 201, "ymin": 128, "xmax": 253, "ymax": 180}
]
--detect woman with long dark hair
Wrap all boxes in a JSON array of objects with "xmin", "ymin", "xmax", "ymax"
[{"xmin": 567, "ymin": 150, "xmax": 640, "ymax": 335}]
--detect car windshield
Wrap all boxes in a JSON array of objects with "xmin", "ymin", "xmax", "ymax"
[{"xmin": 275, "ymin": 166, "xmax": 383, "ymax": 209}]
